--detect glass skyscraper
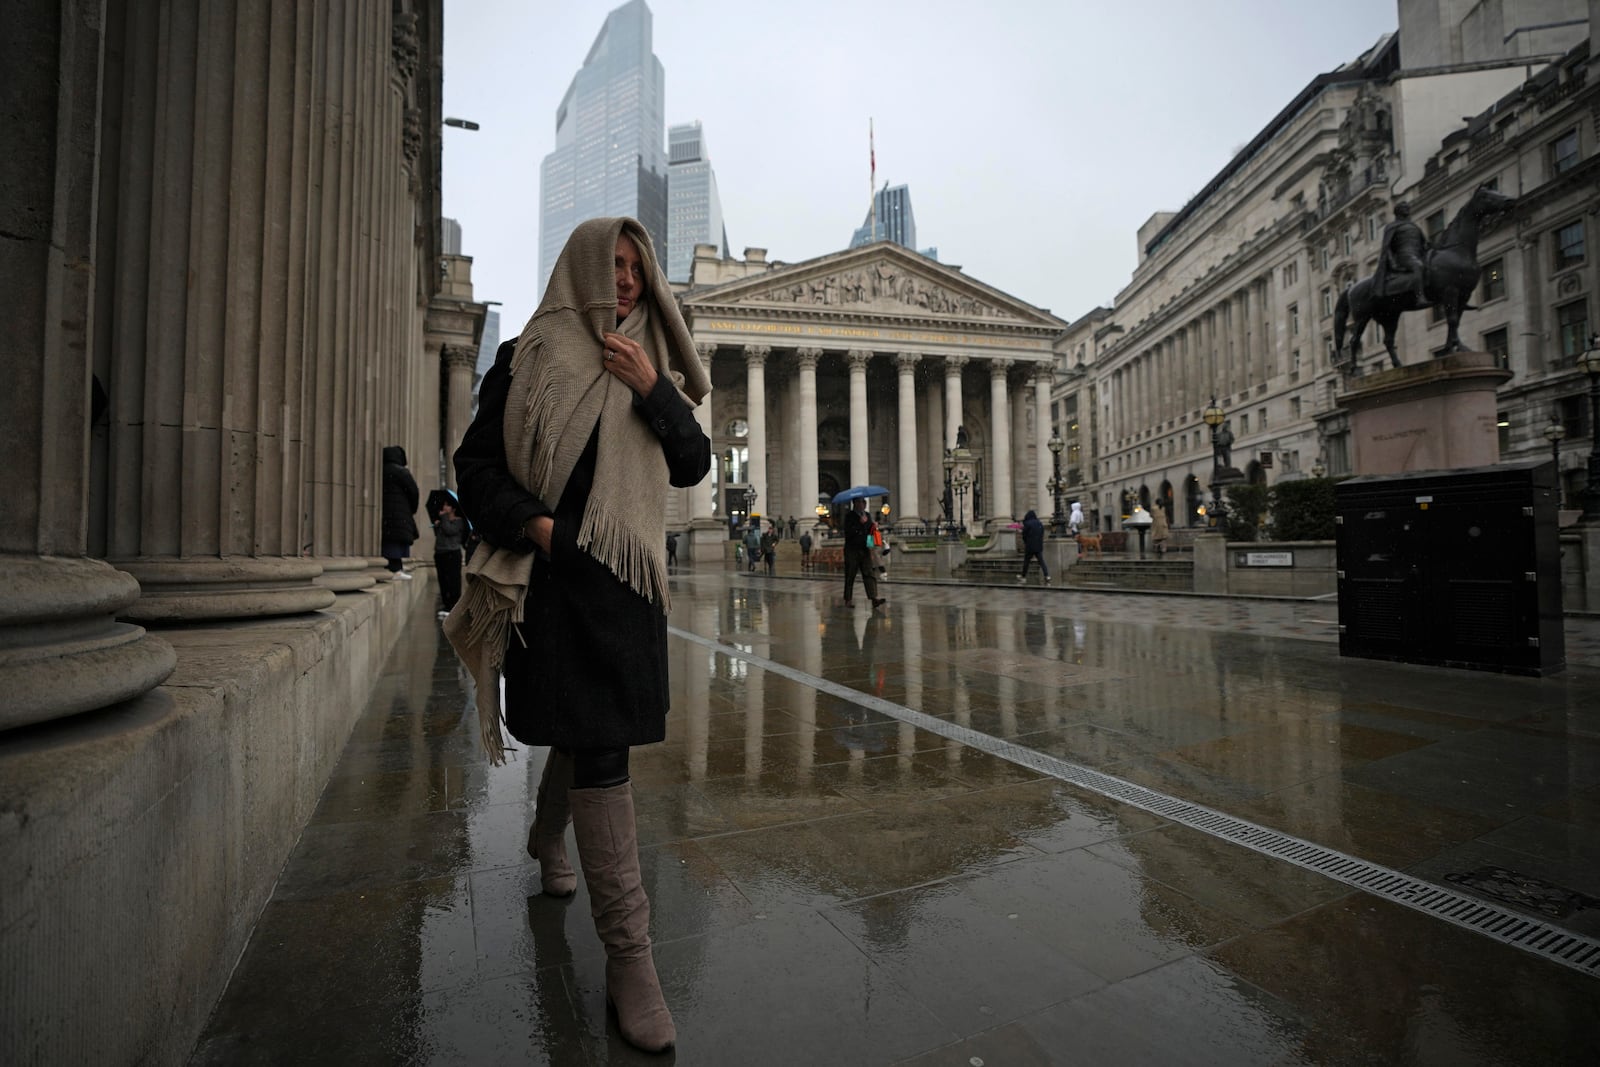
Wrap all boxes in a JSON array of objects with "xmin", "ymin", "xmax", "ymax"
[
  {"xmin": 538, "ymin": 0, "xmax": 667, "ymax": 296},
  {"xmin": 850, "ymin": 184, "xmax": 917, "ymax": 250},
  {"xmin": 666, "ymin": 122, "xmax": 727, "ymax": 283}
]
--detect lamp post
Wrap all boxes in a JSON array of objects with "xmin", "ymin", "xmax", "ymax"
[
  {"xmin": 942, "ymin": 449, "xmax": 956, "ymax": 540},
  {"xmin": 1202, "ymin": 396, "xmax": 1230, "ymax": 531},
  {"xmin": 952, "ymin": 470, "xmax": 971, "ymax": 536},
  {"xmin": 1544, "ymin": 415, "xmax": 1567, "ymax": 508},
  {"xmin": 1047, "ymin": 432, "xmax": 1066, "ymax": 534},
  {"xmin": 1580, "ymin": 334, "xmax": 1600, "ymax": 522},
  {"xmin": 742, "ymin": 486, "xmax": 757, "ymax": 532}
]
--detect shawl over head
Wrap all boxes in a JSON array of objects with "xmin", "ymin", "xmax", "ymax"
[{"xmin": 446, "ymin": 217, "xmax": 710, "ymax": 764}]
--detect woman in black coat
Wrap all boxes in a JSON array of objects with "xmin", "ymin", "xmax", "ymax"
[
  {"xmin": 380, "ymin": 445, "xmax": 419, "ymax": 575},
  {"xmin": 450, "ymin": 217, "xmax": 710, "ymax": 1053}
]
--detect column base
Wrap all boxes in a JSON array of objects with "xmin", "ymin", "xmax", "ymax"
[
  {"xmin": 114, "ymin": 558, "xmax": 337, "ymax": 623},
  {"xmin": 0, "ymin": 555, "xmax": 177, "ymax": 731},
  {"xmin": 313, "ymin": 557, "xmax": 378, "ymax": 593}
]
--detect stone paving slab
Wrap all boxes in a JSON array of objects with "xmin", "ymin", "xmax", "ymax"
[{"xmin": 193, "ymin": 572, "xmax": 1600, "ymax": 1065}]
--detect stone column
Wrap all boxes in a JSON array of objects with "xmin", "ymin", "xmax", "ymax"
[
  {"xmin": 692, "ymin": 343, "xmax": 717, "ymax": 520},
  {"xmin": 796, "ymin": 347, "xmax": 821, "ymax": 521},
  {"xmin": 923, "ymin": 372, "xmax": 944, "ymax": 521},
  {"xmin": 847, "ymin": 349, "xmax": 871, "ymax": 487},
  {"xmin": 944, "ymin": 355, "xmax": 968, "ymax": 451},
  {"xmin": 1012, "ymin": 375, "xmax": 1031, "ymax": 512},
  {"xmin": 0, "ymin": 2, "xmax": 177, "ymax": 729},
  {"xmin": 96, "ymin": 1, "xmax": 346, "ymax": 621},
  {"xmin": 443, "ymin": 344, "xmax": 477, "ymax": 490},
  {"xmin": 1035, "ymin": 368, "xmax": 1054, "ymax": 516},
  {"xmin": 744, "ymin": 345, "xmax": 770, "ymax": 517},
  {"xmin": 989, "ymin": 359, "xmax": 1014, "ymax": 521},
  {"xmin": 895, "ymin": 353, "xmax": 921, "ymax": 520}
]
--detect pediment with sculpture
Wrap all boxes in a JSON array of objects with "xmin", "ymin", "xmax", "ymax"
[{"xmin": 685, "ymin": 244, "xmax": 1060, "ymax": 329}]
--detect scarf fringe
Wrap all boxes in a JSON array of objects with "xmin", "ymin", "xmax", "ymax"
[{"xmin": 578, "ymin": 504, "xmax": 670, "ymax": 611}]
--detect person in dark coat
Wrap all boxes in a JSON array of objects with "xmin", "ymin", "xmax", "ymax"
[
  {"xmin": 1017, "ymin": 509, "xmax": 1050, "ymax": 585},
  {"xmin": 432, "ymin": 500, "xmax": 466, "ymax": 615},
  {"xmin": 841, "ymin": 497, "xmax": 884, "ymax": 608},
  {"xmin": 449, "ymin": 217, "xmax": 710, "ymax": 1054},
  {"xmin": 380, "ymin": 445, "xmax": 419, "ymax": 576}
]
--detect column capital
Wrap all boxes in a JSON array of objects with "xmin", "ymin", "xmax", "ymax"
[
  {"xmin": 989, "ymin": 357, "xmax": 1014, "ymax": 379},
  {"xmin": 795, "ymin": 346, "xmax": 823, "ymax": 369},
  {"xmin": 896, "ymin": 351, "xmax": 921, "ymax": 372},
  {"xmin": 442, "ymin": 344, "xmax": 477, "ymax": 369},
  {"xmin": 743, "ymin": 344, "xmax": 771, "ymax": 365},
  {"xmin": 696, "ymin": 342, "xmax": 718, "ymax": 361},
  {"xmin": 846, "ymin": 348, "xmax": 873, "ymax": 370},
  {"xmin": 945, "ymin": 355, "xmax": 969, "ymax": 375}
]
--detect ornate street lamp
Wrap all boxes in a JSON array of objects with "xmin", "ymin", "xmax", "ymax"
[
  {"xmin": 952, "ymin": 470, "xmax": 972, "ymax": 536},
  {"xmin": 1544, "ymin": 415, "xmax": 1567, "ymax": 508},
  {"xmin": 1311, "ymin": 456, "xmax": 1327, "ymax": 479},
  {"xmin": 1047, "ymin": 432, "xmax": 1066, "ymax": 534},
  {"xmin": 1580, "ymin": 334, "xmax": 1600, "ymax": 521},
  {"xmin": 742, "ymin": 486, "xmax": 757, "ymax": 531},
  {"xmin": 1202, "ymin": 396, "xmax": 1230, "ymax": 531}
]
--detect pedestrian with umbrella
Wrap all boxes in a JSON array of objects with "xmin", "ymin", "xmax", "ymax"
[{"xmin": 837, "ymin": 488, "xmax": 887, "ymax": 609}]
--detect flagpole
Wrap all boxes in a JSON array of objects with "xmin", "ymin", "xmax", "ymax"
[{"xmin": 869, "ymin": 118, "xmax": 876, "ymax": 242}]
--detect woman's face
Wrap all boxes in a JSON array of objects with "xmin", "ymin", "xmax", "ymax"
[{"xmin": 614, "ymin": 234, "xmax": 645, "ymax": 321}]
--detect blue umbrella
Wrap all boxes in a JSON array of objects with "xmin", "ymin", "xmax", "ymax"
[{"xmin": 831, "ymin": 485, "xmax": 890, "ymax": 506}]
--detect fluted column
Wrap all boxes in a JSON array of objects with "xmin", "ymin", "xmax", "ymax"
[
  {"xmin": 1034, "ymin": 368, "xmax": 1054, "ymax": 516},
  {"xmin": 691, "ymin": 343, "xmax": 717, "ymax": 522},
  {"xmin": 989, "ymin": 359, "xmax": 1014, "ymax": 521},
  {"xmin": 944, "ymin": 355, "xmax": 968, "ymax": 450},
  {"xmin": 1011, "ymin": 377, "xmax": 1030, "ymax": 512},
  {"xmin": 744, "ymin": 345, "xmax": 770, "ymax": 516},
  {"xmin": 442, "ymin": 344, "xmax": 476, "ymax": 490},
  {"xmin": 895, "ymin": 353, "xmax": 921, "ymax": 519},
  {"xmin": 95, "ymin": 0, "xmax": 348, "ymax": 621},
  {"xmin": 847, "ymin": 349, "xmax": 871, "ymax": 487},
  {"xmin": 0, "ymin": 2, "xmax": 176, "ymax": 729},
  {"xmin": 796, "ymin": 347, "xmax": 821, "ymax": 519},
  {"xmin": 923, "ymin": 372, "xmax": 944, "ymax": 520}
]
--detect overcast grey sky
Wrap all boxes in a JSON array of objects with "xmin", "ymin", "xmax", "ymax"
[{"xmin": 442, "ymin": 0, "xmax": 1400, "ymax": 334}]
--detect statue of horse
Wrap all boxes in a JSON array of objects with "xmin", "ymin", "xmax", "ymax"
[{"xmin": 1333, "ymin": 185, "xmax": 1516, "ymax": 372}]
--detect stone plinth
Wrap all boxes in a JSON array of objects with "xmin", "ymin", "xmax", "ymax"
[
  {"xmin": 1337, "ymin": 352, "xmax": 1512, "ymax": 476},
  {"xmin": 117, "ymin": 559, "xmax": 336, "ymax": 623},
  {"xmin": 314, "ymin": 556, "xmax": 378, "ymax": 593}
]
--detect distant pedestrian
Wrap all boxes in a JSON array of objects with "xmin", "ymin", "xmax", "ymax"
[
  {"xmin": 761, "ymin": 523, "xmax": 777, "ymax": 576},
  {"xmin": 841, "ymin": 497, "xmax": 884, "ymax": 608},
  {"xmin": 799, "ymin": 529, "xmax": 813, "ymax": 571},
  {"xmin": 1017, "ymin": 509, "xmax": 1050, "ymax": 585},
  {"xmin": 432, "ymin": 500, "xmax": 466, "ymax": 615},
  {"xmin": 1068, "ymin": 501, "xmax": 1084, "ymax": 535},
  {"xmin": 1151, "ymin": 503, "xmax": 1171, "ymax": 555},
  {"xmin": 787, "ymin": 516, "xmax": 797, "ymax": 538},
  {"xmin": 666, "ymin": 530, "xmax": 678, "ymax": 569},
  {"xmin": 381, "ymin": 445, "xmax": 419, "ymax": 578},
  {"xmin": 743, "ymin": 524, "xmax": 762, "ymax": 573}
]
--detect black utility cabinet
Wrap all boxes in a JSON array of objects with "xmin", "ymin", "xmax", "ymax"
[{"xmin": 1335, "ymin": 459, "xmax": 1563, "ymax": 675}]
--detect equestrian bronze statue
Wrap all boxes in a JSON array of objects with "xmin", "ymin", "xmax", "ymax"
[{"xmin": 1333, "ymin": 185, "xmax": 1516, "ymax": 372}]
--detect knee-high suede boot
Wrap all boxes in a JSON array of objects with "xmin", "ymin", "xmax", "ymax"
[
  {"xmin": 527, "ymin": 750, "xmax": 577, "ymax": 897},
  {"xmin": 570, "ymin": 782, "xmax": 675, "ymax": 1052}
]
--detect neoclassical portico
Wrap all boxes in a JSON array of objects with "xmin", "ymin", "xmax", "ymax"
[{"xmin": 678, "ymin": 243, "xmax": 1066, "ymax": 557}]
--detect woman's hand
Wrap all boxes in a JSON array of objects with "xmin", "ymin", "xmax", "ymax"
[
  {"xmin": 600, "ymin": 331, "xmax": 659, "ymax": 396},
  {"xmin": 522, "ymin": 515, "xmax": 554, "ymax": 555}
]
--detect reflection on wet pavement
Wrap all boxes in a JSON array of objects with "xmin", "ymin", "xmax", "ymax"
[{"xmin": 193, "ymin": 574, "xmax": 1600, "ymax": 1065}]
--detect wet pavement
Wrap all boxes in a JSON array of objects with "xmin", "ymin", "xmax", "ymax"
[{"xmin": 193, "ymin": 570, "xmax": 1600, "ymax": 1065}]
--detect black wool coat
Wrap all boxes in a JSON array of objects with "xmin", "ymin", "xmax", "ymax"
[
  {"xmin": 454, "ymin": 340, "xmax": 711, "ymax": 749},
  {"xmin": 381, "ymin": 445, "xmax": 420, "ymax": 544}
]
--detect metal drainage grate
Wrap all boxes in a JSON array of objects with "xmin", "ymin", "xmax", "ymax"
[{"xmin": 670, "ymin": 626, "xmax": 1600, "ymax": 979}]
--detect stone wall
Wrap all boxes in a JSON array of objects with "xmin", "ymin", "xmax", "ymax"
[{"xmin": 0, "ymin": 574, "xmax": 430, "ymax": 1066}]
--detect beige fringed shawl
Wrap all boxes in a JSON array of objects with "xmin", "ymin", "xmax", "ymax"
[{"xmin": 445, "ymin": 217, "xmax": 710, "ymax": 765}]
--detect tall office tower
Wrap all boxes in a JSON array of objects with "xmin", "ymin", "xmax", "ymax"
[
  {"xmin": 666, "ymin": 121, "xmax": 728, "ymax": 283},
  {"xmin": 472, "ymin": 307, "xmax": 501, "ymax": 417},
  {"xmin": 539, "ymin": 0, "xmax": 668, "ymax": 296},
  {"xmin": 850, "ymin": 183, "xmax": 917, "ymax": 250},
  {"xmin": 441, "ymin": 216, "xmax": 462, "ymax": 255}
]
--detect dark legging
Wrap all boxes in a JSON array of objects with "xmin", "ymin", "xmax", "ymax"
[
  {"xmin": 566, "ymin": 746, "xmax": 630, "ymax": 789},
  {"xmin": 843, "ymin": 545, "xmax": 878, "ymax": 602},
  {"xmin": 1020, "ymin": 550, "xmax": 1049, "ymax": 580}
]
